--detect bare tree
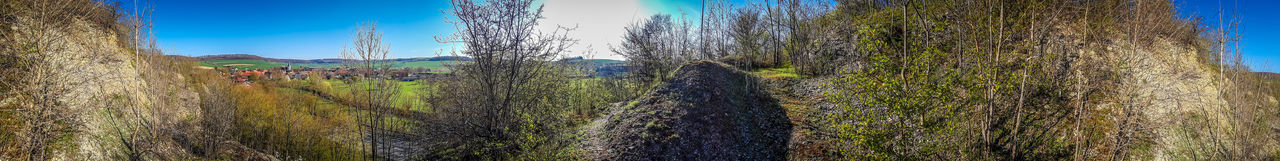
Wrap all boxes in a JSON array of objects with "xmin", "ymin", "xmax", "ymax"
[
  {"xmin": 421, "ymin": 0, "xmax": 577, "ymax": 159},
  {"xmin": 339, "ymin": 22, "xmax": 401, "ymax": 161},
  {"xmin": 613, "ymin": 14, "xmax": 682, "ymax": 90},
  {"xmin": 0, "ymin": 0, "xmax": 139, "ymax": 160},
  {"xmin": 700, "ymin": 0, "xmax": 735, "ymax": 60},
  {"xmin": 197, "ymin": 76, "xmax": 236, "ymax": 157},
  {"xmin": 730, "ymin": 5, "xmax": 765, "ymax": 68},
  {"xmin": 780, "ymin": 0, "xmax": 833, "ymax": 75}
]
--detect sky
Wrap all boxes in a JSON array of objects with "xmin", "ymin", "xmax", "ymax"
[
  {"xmin": 153, "ymin": 0, "xmax": 704, "ymax": 60},
  {"xmin": 151, "ymin": 0, "xmax": 1276, "ymax": 72},
  {"xmin": 1177, "ymin": 0, "xmax": 1279, "ymax": 72}
]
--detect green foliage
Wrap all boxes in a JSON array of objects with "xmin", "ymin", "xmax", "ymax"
[
  {"xmin": 823, "ymin": 1, "xmax": 1090, "ymax": 159},
  {"xmin": 614, "ymin": 14, "xmax": 696, "ymax": 93},
  {"xmin": 558, "ymin": 78, "xmax": 633, "ymax": 120},
  {"xmin": 751, "ymin": 65, "xmax": 807, "ymax": 79},
  {"xmin": 826, "ymin": 7, "xmax": 962, "ymax": 159},
  {"xmin": 230, "ymin": 83, "xmax": 367, "ymax": 160}
]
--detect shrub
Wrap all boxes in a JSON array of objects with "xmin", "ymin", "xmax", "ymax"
[
  {"xmin": 229, "ymin": 83, "xmax": 364, "ymax": 160},
  {"xmin": 819, "ymin": 1, "xmax": 1193, "ymax": 159},
  {"xmin": 419, "ymin": 0, "xmax": 582, "ymax": 159},
  {"xmin": 613, "ymin": 14, "xmax": 698, "ymax": 92}
]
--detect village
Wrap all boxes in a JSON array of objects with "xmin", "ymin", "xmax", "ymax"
[{"xmin": 216, "ymin": 65, "xmax": 441, "ymax": 84}]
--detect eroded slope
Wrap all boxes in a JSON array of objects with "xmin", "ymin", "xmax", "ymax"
[{"xmin": 584, "ymin": 61, "xmax": 791, "ymax": 160}]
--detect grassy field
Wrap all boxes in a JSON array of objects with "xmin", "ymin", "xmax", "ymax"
[
  {"xmin": 231, "ymin": 84, "xmax": 367, "ymax": 159},
  {"xmin": 276, "ymin": 86, "xmax": 420, "ymax": 132},
  {"xmin": 321, "ymin": 80, "xmax": 431, "ymax": 112},
  {"xmin": 751, "ymin": 65, "xmax": 806, "ymax": 79}
]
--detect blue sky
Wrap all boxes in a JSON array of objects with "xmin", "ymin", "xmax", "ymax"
[
  {"xmin": 153, "ymin": 0, "xmax": 702, "ymax": 60},
  {"xmin": 1177, "ymin": 0, "xmax": 1279, "ymax": 72},
  {"xmin": 151, "ymin": 0, "xmax": 1275, "ymax": 72},
  {"xmin": 154, "ymin": 0, "xmax": 452, "ymax": 59}
]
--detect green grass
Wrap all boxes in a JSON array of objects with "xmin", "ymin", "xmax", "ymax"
[
  {"xmin": 197, "ymin": 61, "xmax": 219, "ymax": 68},
  {"xmin": 751, "ymin": 65, "xmax": 806, "ymax": 79},
  {"xmin": 278, "ymin": 82, "xmax": 423, "ymax": 133},
  {"xmin": 396, "ymin": 60, "xmax": 459, "ymax": 69},
  {"xmin": 322, "ymin": 80, "xmax": 431, "ymax": 112},
  {"xmin": 237, "ymin": 85, "xmax": 367, "ymax": 160}
]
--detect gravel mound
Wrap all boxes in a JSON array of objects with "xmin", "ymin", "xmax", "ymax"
[{"xmin": 585, "ymin": 60, "xmax": 791, "ymax": 160}]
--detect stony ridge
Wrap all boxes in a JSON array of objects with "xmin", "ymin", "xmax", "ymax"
[{"xmin": 583, "ymin": 60, "xmax": 791, "ymax": 160}]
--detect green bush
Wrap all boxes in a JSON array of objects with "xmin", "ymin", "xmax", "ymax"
[
  {"xmin": 822, "ymin": 1, "xmax": 1108, "ymax": 159},
  {"xmin": 825, "ymin": 7, "xmax": 963, "ymax": 159},
  {"xmin": 230, "ymin": 83, "xmax": 366, "ymax": 160}
]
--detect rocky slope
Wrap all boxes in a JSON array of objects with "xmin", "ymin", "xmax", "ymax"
[
  {"xmin": 1107, "ymin": 37, "xmax": 1277, "ymax": 159},
  {"xmin": 583, "ymin": 61, "xmax": 791, "ymax": 160},
  {"xmin": 2, "ymin": 11, "xmax": 270, "ymax": 160}
]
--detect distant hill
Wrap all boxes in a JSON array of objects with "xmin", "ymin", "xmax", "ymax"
[
  {"xmin": 197, "ymin": 54, "xmax": 310, "ymax": 63},
  {"xmin": 200, "ymin": 59, "xmax": 286, "ymax": 70},
  {"xmin": 1258, "ymin": 72, "xmax": 1280, "ymax": 80},
  {"xmin": 397, "ymin": 56, "xmax": 473, "ymax": 62},
  {"xmin": 556, "ymin": 56, "xmax": 628, "ymax": 77}
]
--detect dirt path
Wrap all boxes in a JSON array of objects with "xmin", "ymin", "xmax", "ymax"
[
  {"xmin": 367, "ymin": 129, "xmax": 430, "ymax": 161},
  {"xmin": 757, "ymin": 76, "xmax": 843, "ymax": 160}
]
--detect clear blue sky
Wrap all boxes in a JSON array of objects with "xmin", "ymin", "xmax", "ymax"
[
  {"xmin": 151, "ymin": 0, "xmax": 1275, "ymax": 72},
  {"xmin": 153, "ymin": 0, "xmax": 702, "ymax": 60},
  {"xmin": 153, "ymin": 0, "xmax": 451, "ymax": 59},
  {"xmin": 1177, "ymin": 0, "xmax": 1279, "ymax": 72}
]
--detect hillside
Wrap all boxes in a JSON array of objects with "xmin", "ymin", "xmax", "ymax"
[
  {"xmin": 583, "ymin": 61, "xmax": 791, "ymax": 160},
  {"xmin": 584, "ymin": 0, "xmax": 1280, "ymax": 160},
  {"xmin": 557, "ymin": 57, "xmax": 629, "ymax": 77},
  {"xmin": 1259, "ymin": 72, "xmax": 1280, "ymax": 80},
  {"xmin": 1, "ymin": 1, "xmax": 274, "ymax": 160}
]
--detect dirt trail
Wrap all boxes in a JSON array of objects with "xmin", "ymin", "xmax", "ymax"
[{"xmin": 756, "ymin": 74, "xmax": 843, "ymax": 160}]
